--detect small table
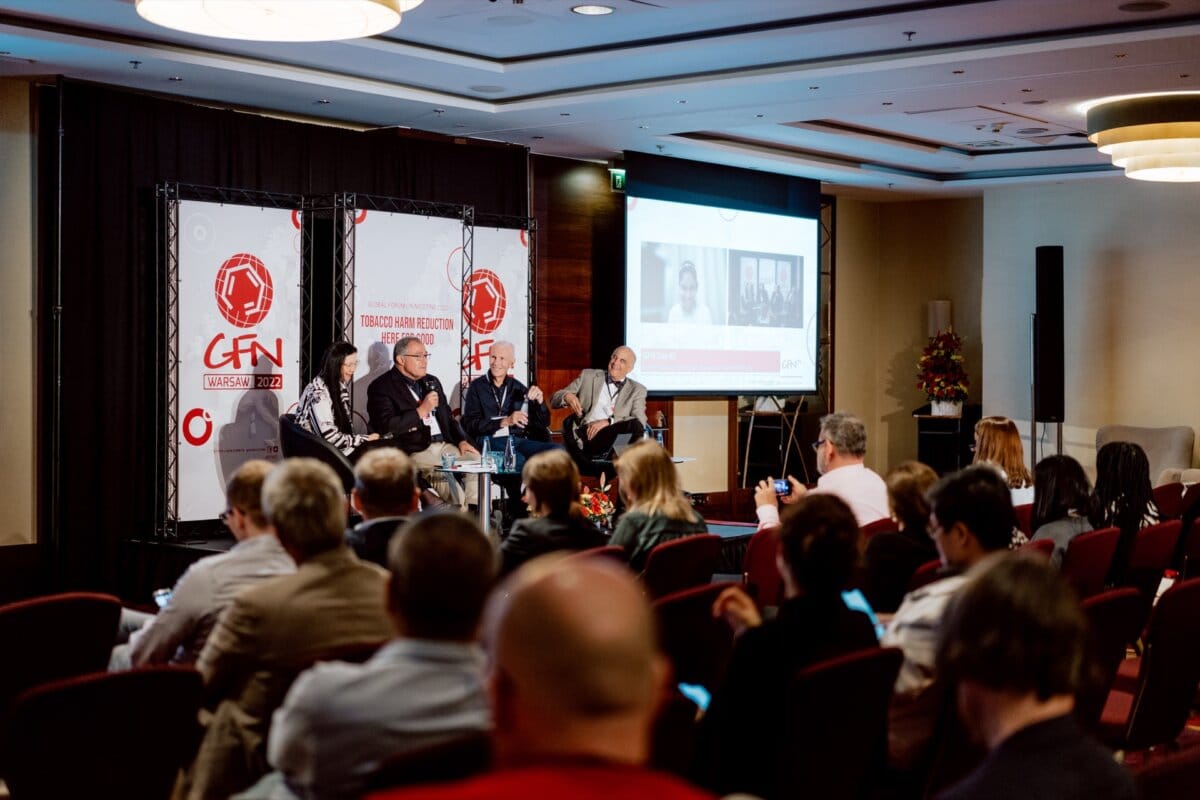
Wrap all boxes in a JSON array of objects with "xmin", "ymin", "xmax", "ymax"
[{"xmin": 437, "ymin": 462, "xmax": 520, "ymax": 531}]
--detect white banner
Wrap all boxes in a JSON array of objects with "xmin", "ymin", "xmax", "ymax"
[
  {"xmin": 176, "ymin": 200, "xmax": 301, "ymax": 521},
  {"xmin": 465, "ymin": 226, "xmax": 531, "ymax": 384}
]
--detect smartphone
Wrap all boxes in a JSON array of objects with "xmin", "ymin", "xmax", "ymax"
[
  {"xmin": 841, "ymin": 588, "xmax": 885, "ymax": 641},
  {"xmin": 677, "ymin": 682, "xmax": 711, "ymax": 712},
  {"xmin": 773, "ymin": 478, "xmax": 791, "ymax": 496},
  {"xmin": 153, "ymin": 588, "xmax": 173, "ymax": 609}
]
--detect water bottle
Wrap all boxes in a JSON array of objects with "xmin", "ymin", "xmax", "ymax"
[
  {"xmin": 503, "ymin": 436, "xmax": 517, "ymax": 472},
  {"xmin": 656, "ymin": 429, "xmax": 665, "ymax": 447},
  {"xmin": 481, "ymin": 436, "xmax": 491, "ymax": 471},
  {"xmin": 516, "ymin": 398, "xmax": 529, "ymax": 431}
]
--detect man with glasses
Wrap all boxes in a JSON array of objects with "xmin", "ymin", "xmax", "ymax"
[{"xmin": 367, "ymin": 336, "xmax": 479, "ymax": 508}]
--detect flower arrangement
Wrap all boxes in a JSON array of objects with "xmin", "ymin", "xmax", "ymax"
[
  {"xmin": 579, "ymin": 474, "xmax": 616, "ymax": 530},
  {"xmin": 917, "ymin": 330, "xmax": 969, "ymax": 401}
]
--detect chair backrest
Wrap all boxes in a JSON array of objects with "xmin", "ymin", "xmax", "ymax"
[
  {"xmin": 1152, "ymin": 482, "xmax": 1186, "ymax": 520},
  {"xmin": 906, "ymin": 558, "xmax": 943, "ymax": 592},
  {"xmin": 1061, "ymin": 526, "xmax": 1120, "ymax": 600},
  {"xmin": 1020, "ymin": 538, "xmax": 1055, "ymax": 559},
  {"xmin": 569, "ymin": 545, "xmax": 628, "ymax": 563},
  {"xmin": 641, "ymin": 533, "xmax": 722, "ymax": 599},
  {"xmin": 2, "ymin": 666, "xmax": 203, "ymax": 799},
  {"xmin": 1013, "ymin": 503, "xmax": 1033, "ymax": 536},
  {"xmin": 1077, "ymin": 587, "xmax": 1147, "ymax": 733},
  {"xmin": 779, "ymin": 647, "xmax": 902, "ymax": 800},
  {"xmin": 278, "ymin": 413, "xmax": 356, "ymax": 493},
  {"xmin": 0, "ymin": 592, "xmax": 121, "ymax": 717},
  {"xmin": 860, "ymin": 517, "xmax": 899, "ymax": 542},
  {"xmin": 742, "ymin": 526, "xmax": 783, "ymax": 609},
  {"xmin": 1121, "ymin": 577, "xmax": 1200, "ymax": 749},
  {"xmin": 365, "ymin": 731, "xmax": 491, "ymax": 794},
  {"xmin": 1183, "ymin": 519, "xmax": 1200, "ymax": 580},
  {"xmin": 1127, "ymin": 520, "xmax": 1183, "ymax": 574},
  {"xmin": 653, "ymin": 582, "xmax": 738, "ymax": 690}
]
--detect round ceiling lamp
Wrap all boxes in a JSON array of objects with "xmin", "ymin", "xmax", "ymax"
[
  {"xmin": 1085, "ymin": 92, "xmax": 1200, "ymax": 182},
  {"xmin": 135, "ymin": 0, "xmax": 421, "ymax": 42}
]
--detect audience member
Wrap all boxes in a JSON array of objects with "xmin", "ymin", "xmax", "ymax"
[
  {"xmin": 934, "ymin": 556, "xmax": 1137, "ymax": 800},
  {"xmin": 110, "ymin": 460, "xmax": 295, "ymax": 671},
  {"xmin": 882, "ymin": 464, "xmax": 1014, "ymax": 771},
  {"xmin": 699, "ymin": 494, "xmax": 879, "ymax": 798},
  {"xmin": 1090, "ymin": 441, "xmax": 1160, "ymax": 584},
  {"xmin": 861, "ymin": 461, "xmax": 940, "ymax": 613},
  {"xmin": 183, "ymin": 458, "xmax": 394, "ymax": 800},
  {"xmin": 610, "ymin": 440, "xmax": 707, "ymax": 571},
  {"xmin": 296, "ymin": 341, "xmax": 381, "ymax": 459},
  {"xmin": 551, "ymin": 345, "xmax": 647, "ymax": 467},
  {"xmin": 972, "ymin": 416, "xmax": 1034, "ymax": 506},
  {"xmin": 372, "ymin": 555, "xmax": 715, "ymax": 800},
  {"xmin": 367, "ymin": 336, "xmax": 479, "ymax": 508},
  {"xmin": 1029, "ymin": 455, "xmax": 1095, "ymax": 568},
  {"xmin": 345, "ymin": 447, "xmax": 420, "ymax": 567},
  {"xmin": 243, "ymin": 513, "xmax": 496, "ymax": 800},
  {"xmin": 756, "ymin": 411, "xmax": 889, "ymax": 528},
  {"xmin": 499, "ymin": 449, "xmax": 606, "ymax": 576},
  {"xmin": 460, "ymin": 341, "xmax": 559, "ymax": 471}
]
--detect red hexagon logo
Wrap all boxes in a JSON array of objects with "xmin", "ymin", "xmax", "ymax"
[
  {"xmin": 214, "ymin": 253, "xmax": 274, "ymax": 328},
  {"xmin": 464, "ymin": 268, "xmax": 507, "ymax": 334}
]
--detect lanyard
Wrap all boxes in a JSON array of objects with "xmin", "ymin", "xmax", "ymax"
[{"xmin": 490, "ymin": 379, "xmax": 509, "ymax": 413}]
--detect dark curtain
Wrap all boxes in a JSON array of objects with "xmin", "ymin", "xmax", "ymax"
[{"xmin": 39, "ymin": 80, "xmax": 528, "ymax": 591}]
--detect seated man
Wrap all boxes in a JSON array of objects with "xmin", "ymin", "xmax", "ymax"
[
  {"xmin": 345, "ymin": 447, "xmax": 420, "ymax": 568},
  {"xmin": 183, "ymin": 458, "xmax": 394, "ymax": 800},
  {"xmin": 374, "ymin": 556, "xmax": 715, "ymax": 800},
  {"xmin": 110, "ymin": 459, "xmax": 295, "ymax": 670},
  {"xmin": 935, "ymin": 556, "xmax": 1136, "ymax": 800},
  {"xmin": 246, "ymin": 513, "xmax": 496, "ymax": 800},
  {"xmin": 367, "ymin": 336, "xmax": 479, "ymax": 508},
  {"xmin": 550, "ymin": 345, "xmax": 647, "ymax": 468},
  {"xmin": 461, "ymin": 340, "xmax": 560, "ymax": 471}
]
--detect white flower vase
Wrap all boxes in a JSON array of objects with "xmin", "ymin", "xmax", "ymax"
[{"xmin": 930, "ymin": 399, "xmax": 963, "ymax": 417}]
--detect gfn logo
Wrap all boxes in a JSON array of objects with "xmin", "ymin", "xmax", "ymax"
[
  {"xmin": 215, "ymin": 253, "xmax": 274, "ymax": 328},
  {"xmin": 464, "ymin": 269, "xmax": 507, "ymax": 335}
]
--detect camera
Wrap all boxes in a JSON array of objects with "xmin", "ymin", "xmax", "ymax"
[{"xmin": 773, "ymin": 478, "xmax": 791, "ymax": 496}]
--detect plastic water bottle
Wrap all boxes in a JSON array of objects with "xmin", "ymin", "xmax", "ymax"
[
  {"xmin": 481, "ymin": 436, "xmax": 491, "ymax": 470},
  {"xmin": 516, "ymin": 399, "xmax": 529, "ymax": 431},
  {"xmin": 503, "ymin": 436, "xmax": 517, "ymax": 472}
]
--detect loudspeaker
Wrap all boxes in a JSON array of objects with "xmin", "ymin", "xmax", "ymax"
[{"xmin": 1033, "ymin": 246, "xmax": 1064, "ymax": 422}]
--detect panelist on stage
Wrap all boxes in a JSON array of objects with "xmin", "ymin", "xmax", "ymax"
[
  {"xmin": 461, "ymin": 341, "xmax": 560, "ymax": 471},
  {"xmin": 367, "ymin": 337, "xmax": 479, "ymax": 508},
  {"xmin": 551, "ymin": 345, "xmax": 648, "ymax": 467},
  {"xmin": 296, "ymin": 341, "xmax": 381, "ymax": 460}
]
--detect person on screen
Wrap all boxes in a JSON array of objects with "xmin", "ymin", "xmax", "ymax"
[
  {"xmin": 296, "ymin": 341, "xmax": 381, "ymax": 460},
  {"xmin": 666, "ymin": 261, "xmax": 711, "ymax": 324},
  {"xmin": 461, "ymin": 341, "xmax": 560, "ymax": 471},
  {"xmin": 551, "ymin": 345, "xmax": 647, "ymax": 469}
]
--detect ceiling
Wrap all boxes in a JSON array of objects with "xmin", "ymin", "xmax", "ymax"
[{"xmin": 2, "ymin": 0, "xmax": 1199, "ymax": 197}]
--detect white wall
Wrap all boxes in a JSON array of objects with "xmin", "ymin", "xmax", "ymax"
[{"xmin": 0, "ymin": 78, "xmax": 36, "ymax": 546}]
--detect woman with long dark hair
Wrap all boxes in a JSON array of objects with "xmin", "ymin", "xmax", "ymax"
[
  {"xmin": 1029, "ymin": 455, "xmax": 1094, "ymax": 567},
  {"xmin": 1090, "ymin": 441, "xmax": 1159, "ymax": 583},
  {"xmin": 296, "ymin": 341, "xmax": 379, "ymax": 458}
]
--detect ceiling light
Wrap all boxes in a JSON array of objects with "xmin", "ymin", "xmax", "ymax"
[
  {"xmin": 1086, "ymin": 92, "xmax": 1200, "ymax": 182},
  {"xmin": 571, "ymin": 4, "xmax": 614, "ymax": 15},
  {"xmin": 135, "ymin": 0, "xmax": 419, "ymax": 42}
]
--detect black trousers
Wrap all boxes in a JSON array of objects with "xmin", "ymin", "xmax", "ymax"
[{"xmin": 562, "ymin": 416, "xmax": 645, "ymax": 471}]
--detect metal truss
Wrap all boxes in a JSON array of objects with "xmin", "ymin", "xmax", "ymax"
[{"xmin": 475, "ymin": 212, "xmax": 537, "ymax": 382}]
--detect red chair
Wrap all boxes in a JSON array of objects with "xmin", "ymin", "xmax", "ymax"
[
  {"xmin": 1, "ymin": 666, "xmax": 203, "ymax": 799},
  {"xmin": 653, "ymin": 582, "xmax": 738, "ymax": 691},
  {"xmin": 1013, "ymin": 503, "xmax": 1033, "ymax": 536},
  {"xmin": 741, "ymin": 526, "xmax": 783, "ymax": 609},
  {"xmin": 778, "ymin": 647, "xmax": 902, "ymax": 800},
  {"xmin": 1060, "ymin": 526, "xmax": 1120, "ymax": 600},
  {"xmin": 1182, "ymin": 519, "xmax": 1200, "ymax": 579},
  {"xmin": 1020, "ymin": 538, "xmax": 1055, "ymax": 560},
  {"xmin": 1123, "ymin": 520, "xmax": 1182, "ymax": 588},
  {"xmin": 1076, "ymin": 588, "xmax": 1147, "ymax": 734},
  {"xmin": 570, "ymin": 544, "xmax": 627, "ymax": 563},
  {"xmin": 906, "ymin": 558, "xmax": 943, "ymax": 592},
  {"xmin": 1098, "ymin": 577, "xmax": 1200, "ymax": 750},
  {"xmin": 641, "ymin": 534, "xmax": 722, "ymax": 599},
  {"xmin": 1152, "ymin": 482, "xmax": 1186, "ymax": 520},
  {"xmin": 860, "ymin": 517, "xmax": 898, "ymax": 542}
]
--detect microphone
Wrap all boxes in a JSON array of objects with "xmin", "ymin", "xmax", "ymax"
[{"xmin": 418, "ymin": 377, "xmax": 439, "ymax": 397}]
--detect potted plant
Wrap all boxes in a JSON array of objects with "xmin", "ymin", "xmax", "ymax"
[{"xmin": 917, "ymin": 330, "xmax": 969, "ymax": 416}]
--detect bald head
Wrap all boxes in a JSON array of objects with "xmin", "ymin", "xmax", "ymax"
[{"xmin": 485, "ymin": 556, "xmax": 667, "ymax": 764}]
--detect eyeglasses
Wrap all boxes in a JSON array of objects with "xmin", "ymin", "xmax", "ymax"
[
  {"xmin": 401, "ymin": 352, "xmax": 430, "ymax": 361},
  {"xmin": 811, "ymin": 439, "xmax": 826, "ymax": 452}
]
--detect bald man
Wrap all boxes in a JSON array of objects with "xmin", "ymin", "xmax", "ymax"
[
  {"xmin": 551, "ymin": 345, "xmax": 648, "ymax": 468},
  {"xmin": 373, "ymin": 556, "xmax": 714, "ymax": 800}
]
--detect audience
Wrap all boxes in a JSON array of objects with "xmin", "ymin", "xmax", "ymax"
[
  {"xmin": 1090, "ymin": 440, "xmax": 1160, "ymax": 585},
  {"xmin": 698, "ymin": 494, "xmax": 879, "ymax": 799},
  {"xmin": 934, "ymin": 556, "xmax": 1137, "ymax": 800},
  {"xmin": 756, "ymin": 411, "xmax": 889, "ymax": 529},
  {"xmin": 972, "ymin": 416, "xmax": 1034, "ymax": 506},
  {"xmin": 1029, "ymin": 455, "xmax": 1095, "ymax": 567},
  {"xmin": 499, "ymin": 449, "xmax": 606, "ymax": 576},
  {"xmin": 610, "ymin": 439, "xmax": 708, "ymax": 571},
  {"xmin": 882, "ymin": 464, "xmax": 1014, "ymax": 771},
  {"xmin": 110, "ymin": 459, "xmax": 295, "ymax": 670},
  {"xmin": 345, "ymin": 447, "xmax": 420, "ymax": 567},
  {"xmin": 183, "ymin": 458, "xmax": 394, "ymax": 800},
  {"xmin": 372, "ymin": 555, "xmax": 715, "ymax": 800},
  {"xmin": 242, "ymin": 513, "xmax": 496, "ymax": 800},
  {"xmin": 861, "ymin": 461, "xmax": 940, "ymax": 613}
]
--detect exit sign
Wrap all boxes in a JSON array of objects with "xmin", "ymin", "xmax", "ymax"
[{"xmin": 610, "ymin": 169, "xmax": 626, "ymax": 192}]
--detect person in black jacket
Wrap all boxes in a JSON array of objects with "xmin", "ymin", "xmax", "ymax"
[
  {"xmin": 367, "ymin": 337, "xmax": 479, "ymax": 508},
  {"xmin": 460, "ymin": 341, "xmax": 561, "ymax": 471},
  {"xmin": 499, "ymin": 450, "xmax": 606, "ymax": 576},
  {"xmin": 344, "ymin": 447, "xmax": 419, "ymax": 568},
  {"xmin": 861, "ymin": 461, "xmax": 940, "ymax": 612}
]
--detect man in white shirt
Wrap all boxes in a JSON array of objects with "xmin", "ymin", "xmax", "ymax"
[
  {"xmin": 551, "ymin": 346, "xmax": 648, "ymax": 468},
  {"xmin": 756, "ymin": 411, "xmax": 889, "ymax": 529}
]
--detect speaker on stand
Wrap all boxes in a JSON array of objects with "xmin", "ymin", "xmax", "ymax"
[{"xmin": 1031, "ymin": 245, "xmax": 1064, "ymax": 468}]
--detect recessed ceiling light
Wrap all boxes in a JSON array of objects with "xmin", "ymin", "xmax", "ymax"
[
  {"xmin": 1021, "ymin": 88, "xmax": 1034, "ymax": 93},
  {"xmin": 571, "ymin": 4, "xmax": 614, "ymax": 15},
  {"xmin": 168, "ymin": 76, "xmax": 183, "ymax": 82},
  {"xmin": 638, "ymin": 124, "xmax": 648, "ymax": 129},
  {"xmin": 808, "ymin": 85, "xmax": 819, "ymax": 90},
  {"xmin": 531, "ymin": 135, "xmax": 544, "ymax": 140},
  {"xmin": 952, "ymin": 69, "xmax": 964, "ymax": 75},
  {"xmin": 315, "ymin": 99, "xmax": 332, "ymax": 105},
  {"xmin": 1118, "ymin": 1, "xmax": 1169, "ymax": 11},
  {"xmin": 755, "ymin": 114, "xmax": 764, "ymax": 118},
  {"xmin": 560, "ymin": 112, "xmax": 571, "ymax": 117},
  {"xmin": 882, "ymin": 101, "xmax": 893, "ymax": 106},
  {"xmin": 676, "ymin": 99, "xmax": 687, "ymax": 104}
]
